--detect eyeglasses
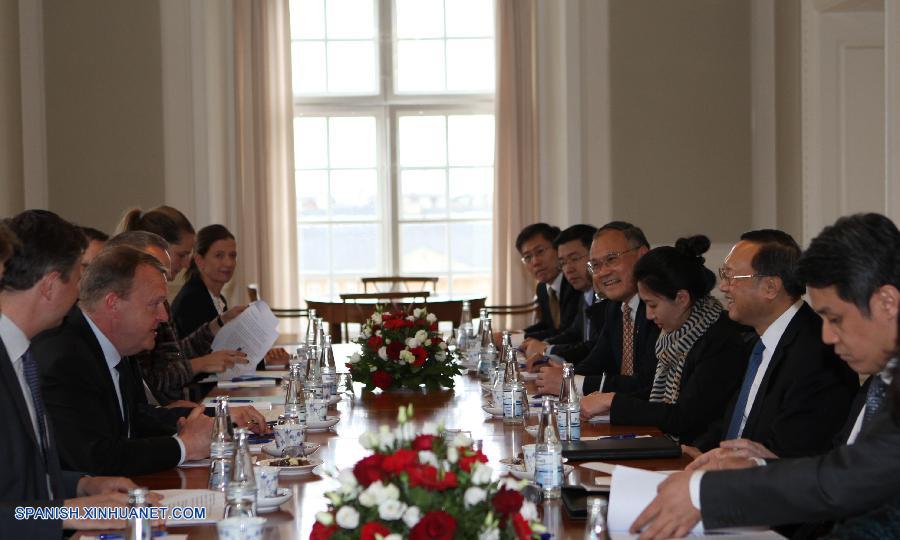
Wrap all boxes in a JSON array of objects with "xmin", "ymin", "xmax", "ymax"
[
  {"xmin": 717, "ymin": 267, "xmax": 771, "ymax": 284},
  {"xmin": 520, "ymin": 245, "xmax": 551, "ymax": 265},
  {"xmin": 586, "ymin": 247, "xmax": 639, "ymax": 275},
  {"xmin": 558, "ymin": 253, "xmax": 587, "ymax": 269}
]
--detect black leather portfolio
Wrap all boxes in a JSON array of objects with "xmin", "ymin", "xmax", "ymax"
[{"xmin": 560, "ymin": 436, "xmax": 681, "ymax": 460}]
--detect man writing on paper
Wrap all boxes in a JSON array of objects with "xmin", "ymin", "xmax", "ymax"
[
  {"xmin": 34, "ymin": 246, "xmax": 215, "ymax": 476},
  {"xmin": 631, "ymin": 214, "xmax": 900, "ymax": 539}
]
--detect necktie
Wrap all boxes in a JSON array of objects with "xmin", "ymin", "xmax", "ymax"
[
  {"xmin": 862, "ymin": 375, "xmax": 888, "ymax": 430},
  {"xmin": 725, "ymin": 340, "xmax": 766, "ymax": 440},
  {"xmin": 21, "ymin": 349, "xmax": 49, "ymax": 462},
  {"xmin": 548, "ymin": 287, "xmax": 561, "ymax": 328},
  {"xmin": 114, "ymin": 363, "xmax": 131, "ymax": 436},
  {"xmin": 583, "ymin": 301, "xmax": 591, "ymax": 341},
  {"xmin": 621, "ymin": 304, "xmax": 635, "ymax": 376}
]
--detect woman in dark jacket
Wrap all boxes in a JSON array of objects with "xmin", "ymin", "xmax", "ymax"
[
  {"xmin": 580, "ymin": 235, "xmax": 750, "ymax": 444},
  {"xmin": 171, "ymin": 224, "xmax": 236, "ymax": 336}
]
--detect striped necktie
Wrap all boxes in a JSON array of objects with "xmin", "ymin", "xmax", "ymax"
[
  {"xmin": 621, "ymin": 304, "xmax": 635, "ymax": 376},
  {"xmin": 21, "ymin": 349, "xmax": 49, "ymax": 462},
  {"xmin": 862, "ymin": 375, "xmax": 888, "ymax": 430}
]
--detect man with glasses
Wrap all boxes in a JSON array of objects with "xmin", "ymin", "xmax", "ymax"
[
  {"xmin": 686, "ymin": 230, "xmax": 857, "ymax": 459},
  {"xmin": 537, "ymin": 222, "xmax": 660, "ymax": 398},
  {"xmin": 516, "ymin": 223, "xmax": 580, "ymax": 341},
  {"xmin": 524, "ymin": 224, "xmax": 605, "ymax": 367}
]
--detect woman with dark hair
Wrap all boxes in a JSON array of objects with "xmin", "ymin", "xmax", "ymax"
[
  {"xmin": 171, "ymin": 224, "xmax": 236, "ymax": 336},
  {"xmin": 579, "ymin": 235, "xmax": 750, "ymax": 444},
  {"xmin": 117, "ymin": 206, "xmax": 196, "ymax": 278}
]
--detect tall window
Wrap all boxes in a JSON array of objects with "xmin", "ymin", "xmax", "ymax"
[{"xmin": 289, "ymin": 0, "xmax": 495, "ymax": 301}]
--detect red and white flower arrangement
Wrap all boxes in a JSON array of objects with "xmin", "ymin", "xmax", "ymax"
[
  {"xmin": 311, "ymin": 405, "xmax": 545, "ymax": 540},
  {"xmin": 347, "ymin": 307, "xmax": 461, "ymax": 391}
]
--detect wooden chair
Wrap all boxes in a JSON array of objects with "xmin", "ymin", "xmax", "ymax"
[
  {"xmin": 483, "ymin": 300, "xmax": 540, "ymax": 318},
  {"xmin": 362, "ymin": 276, "xmax": 439, "ymax": 294},
  {"xmin": 338, "ymin": 291, "xmax": 431, "ymax": 342},
  {"xmin": 247, "ymin": 284, "xmax": 310, "ymax": 320}
]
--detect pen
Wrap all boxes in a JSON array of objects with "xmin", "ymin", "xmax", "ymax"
[
  {"xmin": 98, "ymin": 532, "xmax": 166, "ymax": 540},
  {"xmin": 228, "ymin": 399, "xmax": 254, "ymax": 403},
  {"xmin": 600, "ymin": 433, "xmax": 638, "ymax": 439}
]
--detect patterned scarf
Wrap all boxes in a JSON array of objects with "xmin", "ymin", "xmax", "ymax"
[{"xmin": 649, "ymin": 295, "xmax": 723, "ymax": 404}]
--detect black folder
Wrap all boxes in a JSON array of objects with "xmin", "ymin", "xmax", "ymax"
[{"xmin": 561, "ymin": 436, "xmax": 681, "ymax": 460}]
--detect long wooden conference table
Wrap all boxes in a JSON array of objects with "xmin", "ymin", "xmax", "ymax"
[{"xmin": 76, "ymin": 344, "xmax": 691, "ymax": 539}]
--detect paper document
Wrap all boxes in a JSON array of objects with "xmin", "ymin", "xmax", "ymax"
[
  {"xmin": 211, "ymin": 301, "xmax": 280, "ymax": 379},
  {"xmin": 217, "ymin": 379, "xmax": 278, "ymax": 389},
  {"xmin": 609, "ymin": 465, "xmax": 704, "ymax": 534},
  {"xmin": 586, "ymin": 414, "xmax": 611, "ymax": 424},
  {"xmin": 580, "ymin": 461, "xmax": 618, "ymax": 474},
  {"xmin": 155, "ymin": 489, "xmax": 225, "ymax": 526}
]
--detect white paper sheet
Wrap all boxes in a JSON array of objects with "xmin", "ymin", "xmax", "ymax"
[
  {"xmin": 608, "ymin": 465, "xmax": 704, "ymax": 534},
  {"xmin": 155, "ymin": 489, "xmax": 225, "ymax": 526},
  {"xmin": 211, "ymin": 301, "xmax": 280, "ymax": 379}
]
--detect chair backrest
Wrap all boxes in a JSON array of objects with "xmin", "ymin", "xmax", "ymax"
[
  {"xmin": 362, "ymin": 276, "xmax": 439, "ymax": 294},
  {"xmin": 339, "ymin": 291, "xmax": 431, "ymax": 343}
]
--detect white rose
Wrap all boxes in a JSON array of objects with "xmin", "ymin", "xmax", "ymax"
[
  {"xmin": 394, "ymin": 422, "xmax": 416, "ymax": 442},
  {"xmin": 335, "ymin": 505, "xmax": 359, "ymax": 529},
  {"xmin": 359, "ymin": 431, "xmax": 379, "ymax": 450},
  {"xmin": 326, "ymin": 492, "xmax": 342, "ymax": 506},
  {"xmin": 422, "ymin": 422, "xmax": 439, "ymax": 435},
  {"xmin": 376, "ymin": 330, "xmax": 382, "ymax": 336},
  {"xmin": 451, "ymin": 433, "xmax": 471, "ymax": 448},
  {"xmin": 498, "ymin": 477, "xmax": 526, "ymax": 491},
  {"xmin": 436, "ymin": 351, "xmax": 447, "ymax": 362},
  {"xmin": 439, "ymin": 342, "xmax": 448, "ymax": 350},
  {"xmin": 378, "ymin": 425, "xmax": 395, "ymax": 449},
  {"xmin": 402, "ymin": 506, "xmax": 421, "ymax": 528},
  {"xmin": 414, "ymin": 330, "xmax": 428, "ymax": 343},
  {"xmin": 361, "ymin": 329, "xmax": 371, "ymax": 339},
  {"xmin": 378, "ymin": 499, "xmax": 407, "ymax": 521},
  {"xmin": 399, "ymin": 349, "xmax": 415, "ymax": 363},
  {"xmin": 359, "ymin": 481, "xmax": 383, "ymax": 507},
  {"xmin": 406, "ymin": 315, "xmax": 415, "ymax": 322},
  {"xmin": 381, "ymin": 482, "xmax": 400, "ymax": 501},
  {"xmin": 377, "ymin": 346, "xmax": 388, "ymax": 360},
  {"xmin": 464, "ymin": 486, "xmax": 487, "ymax": 508},
  {"xmin": 349, "ymin": 352, "xmax": 361, "ymax": 364},
  {"xmin": 315, "ymin": 511, "xmax": 334, "ymax": 526},
  {"xmin": 520, "ymin": 501, "xmax": 538, "ymax": 521},
  {"xmin": 446, "ymin": 446, "xmax": 459, "ymax": 464},
  {"xmin": 418, "ymin": 450, "xmax": 438, "ymax": 467},
  {"xmin": 338, "ymin": 468, "xmax": 358, "ymax": 491},
  {"xmin": 372, "ymin": 313, "xmax": 382, "ymax": 324},
  {"xmin": 478, "ymin": 526, "xmax": 500, "ymax": 540},
  {"xmin": 426, "ymin": 313, "xmax": 437, "ymax": 323},
  {"xmin": 424, "ymin": 338, "xmax": 432, "ymax": 347},
  {"xmin": 413, "ymin": 308, "xmax": 423, "ymax": 318},
  {"xmin": 471, "ymin": 463, "xmax": 493, "ymax": 485},
  {"xmin": 385, "ymin": 535, "xmax": 403, "ymax": 540}
]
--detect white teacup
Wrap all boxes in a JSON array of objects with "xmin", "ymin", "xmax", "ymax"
[
  {"xmin": 217, "ymin": 516, "xmax": 266, "ymax": 540},
  {"xmin": 274, "ymin": 423, "xmax": 306, "ymax": 453},
  {"xmin": 522, "ymin": 443, "xmax": 536, "ymax": 473},
  {"xmin": 306, "ymin": 398, "xmax": 326, "ymax": 422},
  {"xmin": 253, "ymin": 465, "xmax": 279, "ymax": 498}
]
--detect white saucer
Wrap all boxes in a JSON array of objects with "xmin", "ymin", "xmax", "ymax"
[
  {"xmin": 508, "ymin": 464, "xmax": 574, "ymax": 481},
  {"xmin": 262, "ymin": 442, "xmax": 321, "ymax": 457},
  {"xmin": 306, "ymin": 416, "xmax": 340, "ymax": 432},
  {"xmin": 481, "ymin": 404, "xmax": 503, "ymax": 417},
  {"xmin": 256, "ymin": 488, "xmax": 292, "ymax": 513},
  {"xmin": 256, "ymin": 457, "xmax": 324, "ymax": 476}
]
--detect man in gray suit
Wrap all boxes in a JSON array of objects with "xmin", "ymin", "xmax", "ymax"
[{"xmin": 631, "ymin": 213, "xmax": 900, "ymax": 539}]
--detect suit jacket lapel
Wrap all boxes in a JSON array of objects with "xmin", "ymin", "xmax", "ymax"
[{"xmin": 71, "ymin": 309, "xmax": 128, "ymax": 434}]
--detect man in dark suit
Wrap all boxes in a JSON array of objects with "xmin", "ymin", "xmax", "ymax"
[
  {"xmin": 537, "ymin": 221, "xmax": 660, "ymax": 398},
  {"xmin": 523, "ymin": 224, "xmax": 606, "ymax": 366},
  {"xmin": 0, "ymin": 211, "xmax": 142, "ymax": 535},
  {"xmin": 34, "ymin": 246, "xmax": 214, "ymax": 476},
  {"xmin": 687, "ymin": 230, "xmax": 858, "ymax": 459},
  {"xmin": 516, "ymin": 223, "xmax": 580, "ymax": 340},
  {"xmin": 631, "ymin": 214, "xmax": 900, "ymax": 539}
]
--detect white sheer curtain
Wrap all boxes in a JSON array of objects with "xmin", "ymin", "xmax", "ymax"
[
  {"xmin": 492, "ymin": 0, "xmax": 541, "ymax": 330},
  {"xmin": 232, "ymin": 0, "xmax": 300, "ymax": 331}
]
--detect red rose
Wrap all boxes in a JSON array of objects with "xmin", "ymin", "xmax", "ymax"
[
  {"xmin": 386, "ymin": 340, "xmax": 404, "ymax": 359},
  {"xmin": 407, "ymin": 464, "xmax": 439, "ymax": 490},
  {"xmin": 383, "ymin": 318, "xmax": 405, "ymax": 330},
  {"xmin": 372, "ymin": 371, "xmax": 394, "ymax": 390},
  {"xmin": 512, "ymin": 512, "xmax": 533, "ymax": 539},
  {"xmin": 367, "ymin": 335, "xmax": 383, "ymax": 350},
  {"xmin": 430, "ymin": 322, "xmax": 438, "ymax": 331},
  {"xmin": 382, "ymin": 448, "xmax": 418, "ymax": 474},
  {"xmin": 411, "ymin": 434, "xmax": 435, "ymax": 451},
  {"xmin": 431, "ymin": 336, "xmax": 443, "ymax": 344},
  {"xmin": 439, "ymin": 470, "xmax": 458, "ymax": 489},
  {"xmin": 360, "ymin": 521, "xmax": 392, "ymax": 540},
  {"xmin": 353, "ymin": 453, "xmax": 386, "ymax": 486},
  {"xmin": 410, "ymin": 511, "xmax": 456, "ymax": 540},
  {"xmin": 458, "ymin": 448, "xmax": 489, "ymax": 472},
  {"xmin": 411, "ymin": 346, "xmax": 428, "ymax": 367},
  {"xmin": 492, "ymin": 486, "xmax": 524, "ymax": 517},
  {"xmin": 310, "ymin": 520, "xmax": 337, "ymax": 540}
]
